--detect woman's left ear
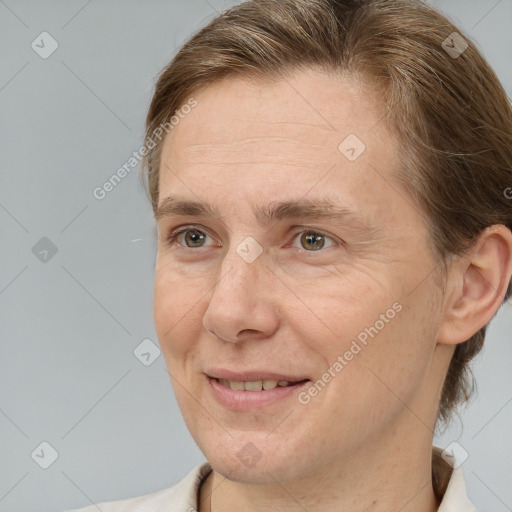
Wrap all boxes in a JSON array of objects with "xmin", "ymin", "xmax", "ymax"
[{"xmin": 437, "ymin": 224, "xmax": 512, "ymax": 346}]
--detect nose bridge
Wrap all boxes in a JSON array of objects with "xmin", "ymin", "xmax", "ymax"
[
  {"xmin": 202, "ymin": 236, "xmax": 278, "ymax": 342},
  {"xmin": 210, "ymin": 236, "xmax": 263, "ymax": 309},
  {"xmin": 219, "ymin": 252, "xmax": 252, "ymax": 294},
  {"xmin": 216, "ymin": 233, "xmax": 265, "ymax": 293}
]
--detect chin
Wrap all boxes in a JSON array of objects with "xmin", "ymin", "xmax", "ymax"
[
  {"xmin": 196, "ymin": 430, "xmax": 307, "ymax": 485},
  {"xmin": 207, "ymin": 452, "xmax": 286, "ymax": 485}
]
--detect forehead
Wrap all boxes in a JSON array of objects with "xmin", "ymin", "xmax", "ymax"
[
  {"xmin": 157, "ymin": 69, "xmax": 409, "ymax": 231},
  {"xmin": 161, "ymin": 68, "xmax": 392, "ymax": 168}
]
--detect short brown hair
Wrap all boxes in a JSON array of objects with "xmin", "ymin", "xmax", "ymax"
[{"xmin": 140, "ymin": 0, "xmax": 512, "ymax": 427}]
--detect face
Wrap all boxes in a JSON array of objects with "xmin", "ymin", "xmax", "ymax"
[{"xmin": 153, "ymin": 68, "xmax": 446, "ymax": 485}]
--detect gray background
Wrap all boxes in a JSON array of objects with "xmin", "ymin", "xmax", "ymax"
[{"xmin": 0, "ymin": 1, "xmax": 510, "ymax": 511}]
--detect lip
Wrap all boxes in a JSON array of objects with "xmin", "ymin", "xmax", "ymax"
[
  {"xmin": 206, "ymin": 374, "xmax": 310, "ymax": 411},
  {"xmin": 206, "ymin": 368, "xmax": 309, "ymax": 382}
]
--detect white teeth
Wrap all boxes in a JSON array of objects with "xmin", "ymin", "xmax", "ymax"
[
  {"xmin": 244, "ymin": 380, "xmax": 263, "ymax": 391},
  {"xmin": 229, "ymin": 380, "xmax": 245, "ymax": 390},
  {"xmin": 217, "ymin": 379, "xmax": 297, "ymax": 391}
]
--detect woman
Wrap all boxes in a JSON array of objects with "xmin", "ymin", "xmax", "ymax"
[{"xmin": 67, "ymin": 0, "xmax": 512, "ymax": 510}]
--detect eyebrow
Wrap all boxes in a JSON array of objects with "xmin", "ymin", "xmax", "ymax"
[{"xmin": 155, "ymin": 194, "xmax": 377, "ymax": 233}]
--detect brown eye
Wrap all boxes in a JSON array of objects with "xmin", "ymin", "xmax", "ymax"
[
  {"xmin": 167, "ymin": 226, "xmax": 215, "ymax": 248},
  {"xmin": 182, "ymin": 229, "xmax": 207, "ymax": 247},
  {"xmin": 297, "ymin": 231, "xmax": 332, "ymax": 251}
]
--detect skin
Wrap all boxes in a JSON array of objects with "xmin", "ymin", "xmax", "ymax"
[{"xmin": 153, "ymin": 68, "xmax": 512, "ymax": 512}]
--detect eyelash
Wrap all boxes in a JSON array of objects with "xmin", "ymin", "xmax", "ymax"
[{"xmin": 164, "ymin": 224, "xmax": 339, "ymax": 252}]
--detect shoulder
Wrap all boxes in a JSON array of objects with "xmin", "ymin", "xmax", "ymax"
[{"xmin": 63, "ymin": 462, "xmax": 212, "ymax": 512}]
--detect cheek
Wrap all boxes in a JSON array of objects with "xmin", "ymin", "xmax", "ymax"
[
  {"xmin": 303, "ymin": 302, "xmax": 436, "ymax": 443},
  {"xmin": 339, "ymin": 294, "xmax": 440, "ymax": 411},
  {"xmin": 303, "ymin": 275, "xmax": 438, "ymax": 395},
  {"xmin": 153, "ymin": 266, "xmax": 208, "ymax": 360},
  {"xmin": 297, "ymin": 277, "xmax": 396, "ymax": 352}
]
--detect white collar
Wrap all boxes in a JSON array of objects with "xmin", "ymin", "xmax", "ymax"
[{"xmin": 437, "ymin": 458, "xmax": 477, "ymax": 511}]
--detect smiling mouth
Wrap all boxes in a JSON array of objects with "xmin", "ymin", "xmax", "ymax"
[{"xmin": 215, "ymin": 378, "xmax": 309, "ymax": 391}]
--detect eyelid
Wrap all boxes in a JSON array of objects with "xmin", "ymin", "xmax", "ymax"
[
  {"xmin": 165, "ymin": 224, "xmax": 341, "ymax": 249},
  {"xmin": 166, "ymin": 224, "xmax": 219, "ymax": 246},
  {"xmin": 289, "ymin": 226, "xmax": 340, "ymax": 242}
]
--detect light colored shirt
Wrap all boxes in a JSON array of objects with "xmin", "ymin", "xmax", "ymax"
[{"xmin": 64, "ymin": 448, "xmax": 478, "ymax": 511}]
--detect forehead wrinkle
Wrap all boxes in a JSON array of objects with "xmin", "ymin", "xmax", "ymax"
[
  {"xmin": 175, "ymin": 137, "xmax": 339, "ymax": 170},
  {"xmin": 180, "ymin": 137, "xmax": 328, "ymax": 155},
  {"xmin": 183, "ymin": 118, "xmax": 337, "ymax": 136}
]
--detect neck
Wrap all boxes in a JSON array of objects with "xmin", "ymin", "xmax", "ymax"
[{"xmin": 200, "ymin": 432, "xmax": 442, "ymax": 512}]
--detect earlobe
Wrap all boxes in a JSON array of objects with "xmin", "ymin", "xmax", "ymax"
[{"xmin": 437, "ymin": 225, "xmax": 512, "ymax": 346}]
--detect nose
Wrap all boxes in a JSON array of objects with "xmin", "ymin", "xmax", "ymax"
[{"xmin": 202, "ymin": 242, "xmax": 279, "ymax": 343}]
